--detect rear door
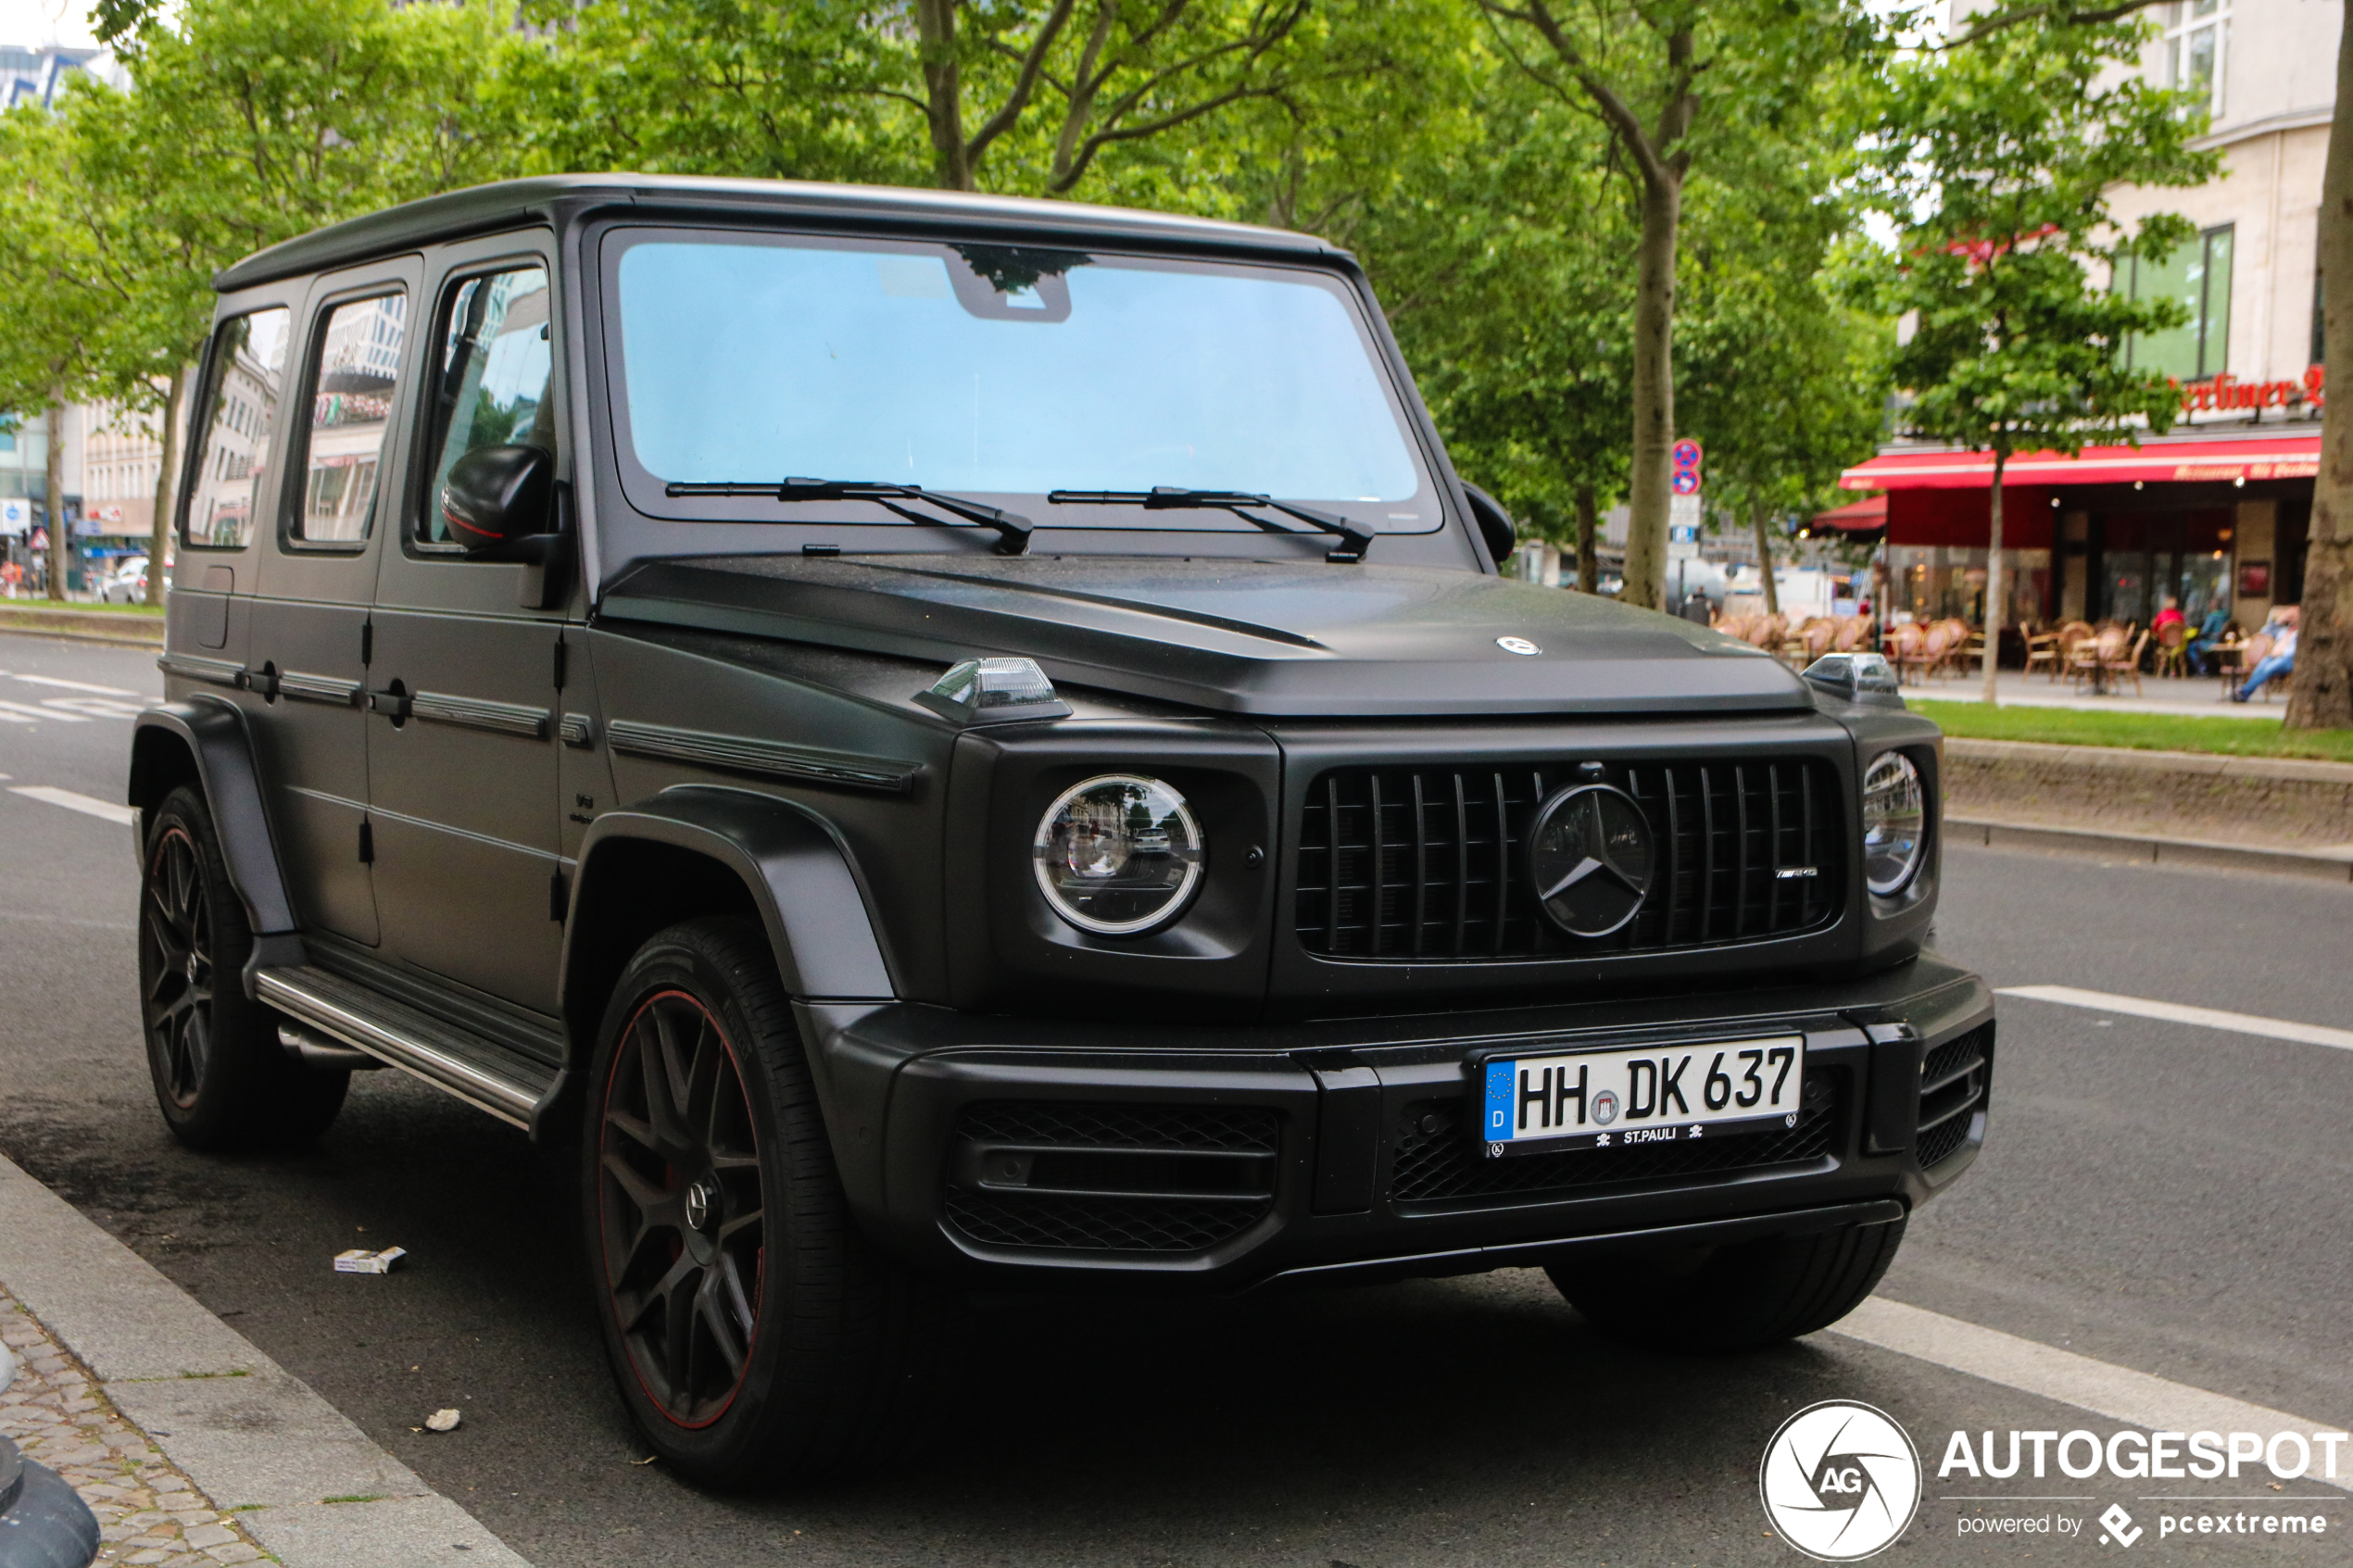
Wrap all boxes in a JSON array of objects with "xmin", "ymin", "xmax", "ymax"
[
  {"xmin": 247, "ymin": 259, "xmax": 420, "ymax": 947},
  {"xmin": 365, "ymin": 233, "xmax": 568, "ymax": 1011}
]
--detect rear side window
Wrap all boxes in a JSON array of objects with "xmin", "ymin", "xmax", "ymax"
[
  {"xmin": 422, "ymin": 266, "xmax": 552, "ymax": 548},
  {"xmin": 182, "ymin": 307, "xmax": 291, "ymax": 549},
  {"xmin": 294, "ymin": 294, "xmax": 408, "ymax": 544}
]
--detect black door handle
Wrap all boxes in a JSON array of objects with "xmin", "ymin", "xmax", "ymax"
[{"xmin": 367, "ymin": 685, "xmax": 409, "ymax": 721}]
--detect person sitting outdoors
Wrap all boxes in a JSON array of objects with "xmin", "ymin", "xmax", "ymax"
[
  {"xmin": 2232, "ymin": 606, "xmax": 2298, "ymax": 702},
  {"xmin": 2187, "ymin": 602, "xmax": 2232, "ymax": 675},
  {"xmin": 2153, "ymin": 596, "xmax": 2186, "ymax": 637}
]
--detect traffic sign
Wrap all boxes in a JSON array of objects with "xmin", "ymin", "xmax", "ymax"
[
  {"xmin": 1671, "ymin": 439, "xmax": 1703, "ymax": 468},
  {"xmin": 1670, "ymin": 438, "xmax": 1703, "ymax": 496}
]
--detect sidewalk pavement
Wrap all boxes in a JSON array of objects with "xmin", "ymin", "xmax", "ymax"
[
  {"xmin": 0, "ymin": 1152, "xmax": 531, "ymax": 1568},
  {"xmin": 1904, "ymin": 668, "xmax": 2286, "ymax": 720}
]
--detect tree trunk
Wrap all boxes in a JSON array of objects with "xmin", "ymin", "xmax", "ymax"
[
  {"xmin": 913, "ymin": 0, "xmax": 975, "ymax": 190},
  {"xmin": 1621, "ymin": 169, "xmax": 1682, "ymax": 612},
  {"xmin": 145, "ymin": 368, "xmax": 185, "ymax": 609},
  {"xmin": 1982, "ymin": 449, "xmax": 2008, "ymax": 708},
  {"xmin": 1574, "ymin": 483, "xmax": 1600, "ymax": 594},
  {"xmin": 2287, "ymin": 12, "xmax": 2353, "ymax": 729},
  {"xmin": 1750, "ymin": 502, "xmax": 1779, "ymax": 618},
  {"xmin": 44, "ymin": 395, "xmax": 68, "ymax": 603}
]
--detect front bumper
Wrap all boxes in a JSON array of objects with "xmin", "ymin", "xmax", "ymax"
[{"xmin": 798, "ymin": 952, "xmax": 1993, "ymax": 1288}]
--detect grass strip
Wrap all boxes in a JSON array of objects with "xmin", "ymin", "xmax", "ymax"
[{"xmin": 1913, "ymin": 698, "xmax": 2353, "ymax": 763}]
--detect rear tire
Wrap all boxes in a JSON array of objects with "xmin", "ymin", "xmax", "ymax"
[
  {"xmin": 137, "ymin": 785, "xmax": 346, "ymax": 1149},
  {"xmin": 582, "ymin": 917, "xmax": 956, "ymax": 1490},
  {"xmin": 1548, "ymin": 1217, "xmax": 1906, "ymax": 1352}
]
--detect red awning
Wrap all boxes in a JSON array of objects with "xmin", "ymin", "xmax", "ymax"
[
  {"xmin": 1812, "ymin": 493, "xmax": 1886, "ymax": 532},
  {"xmin": 1839, "ymin": 433, "xmax": 2320, "ymax": 490}
]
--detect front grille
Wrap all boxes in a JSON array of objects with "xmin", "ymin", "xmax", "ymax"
[
  {"xmin": 1916, "ymin": 1023, "xmax": 1992, "ymax": 1169},
  {"xmin": 1295, "ymin": 757, "xmax": 1843, "ymax": 960},
  {"xmin": 1388, "ymin": 1068, "xmax": 1841, "ymax": 1207},
  {"xmin": 944, "ymin": 1101, "xmax": 1278, "ymax": 1254}
]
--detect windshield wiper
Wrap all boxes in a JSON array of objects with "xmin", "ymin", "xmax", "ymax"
[
  {"xmin": 664, "ymin": 478, "xmax": 1033, "ymax": 556},
  {"xmin": 1048, "ymin": 487, "xmax": 1374, "ymax": 562}
]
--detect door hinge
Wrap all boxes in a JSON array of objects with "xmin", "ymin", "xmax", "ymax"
[
  {"xmin": 552, "ymin": 635, "xmax": 568, "ymax": 692},
  {"xmin": 360, "ymin": 620, "xmax": 372, "ymax": 666},
  {"xmin": 358, "ymin": 820, "xmax": 374, "ymax": 864},
  {"xmin": 548, "ymin": 869, "xmax": 568, "ymax": 922}
]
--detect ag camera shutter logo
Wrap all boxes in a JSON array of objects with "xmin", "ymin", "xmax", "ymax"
[{"xmin": 1760, "ymin": 1400, "xmax": 1921, "ymax": 1561}]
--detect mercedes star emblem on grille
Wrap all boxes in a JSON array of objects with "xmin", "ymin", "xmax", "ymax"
[{"xmin": 1526, "ymin": 784, "xmax": 1655, "ymax": 937}]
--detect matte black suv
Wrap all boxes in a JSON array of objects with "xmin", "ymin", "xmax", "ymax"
[{"xmin": 130, "ymin": 175, "xmax": 1992, "ymax": 1488}]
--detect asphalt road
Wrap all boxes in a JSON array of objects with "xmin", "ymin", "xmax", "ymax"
[{"xmin": 2, "ymin": 632, "xmax": 2348, "ymax": 1567}]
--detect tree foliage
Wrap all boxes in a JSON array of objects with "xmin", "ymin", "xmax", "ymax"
[{"xmin": 1860, "ymin": 14, "xmax": 2214, "ymax": 699}]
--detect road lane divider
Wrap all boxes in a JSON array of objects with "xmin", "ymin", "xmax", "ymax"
[
  {"xmin": 9, "ymin": 786, "xmax": 138, "ymax": 826},
  {"xmin": 1830, "ymin": 1298, "xmax": 2352, "ymax": 1490},
  {"xmin": 1996, "ymin": 985, "xmax": 2353, "ymax": 1053},
  {"xmin": 0, "ymin": 698, "xmax": 82, "ymax": 723}
]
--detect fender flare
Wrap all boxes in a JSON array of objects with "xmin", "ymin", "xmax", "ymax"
[
  {"xmin": 561, "ymin": 784, "xmax": 897, "ymax": 1011},
  {"xmin": 129, "ymin": 697, "xmax": 298, "ymax": 939}
]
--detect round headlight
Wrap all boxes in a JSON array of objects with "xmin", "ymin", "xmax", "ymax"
[
  {"xmin": 1861, "ymin": 750, "xmax": 1927, "ymax": 897},
  {"xmin": 1032, "ymin": 774, "xmax": 1204, "ymax": 935}
]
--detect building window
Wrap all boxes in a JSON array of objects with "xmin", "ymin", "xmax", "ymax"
[
  {"xmin": 2165, "ymin": 0, "xmax": 2228, "ymax": 118},
  {"xmin": 2125, "ymin": 224, "xmax": 2233, "ymax": 382}
]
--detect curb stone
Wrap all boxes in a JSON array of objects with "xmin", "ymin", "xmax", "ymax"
[
  {"xmin": 0, "ymin": 1152, "xmax": 531, "ymax": 1567},
  {"xmin": 1947, "ymin": 814, "xmax": 2353, "ymax": 883}
]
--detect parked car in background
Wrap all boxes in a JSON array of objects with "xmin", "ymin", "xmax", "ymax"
[{"xmin": 97, "ymin": 556, "xmax": 162, "ymax": 603}]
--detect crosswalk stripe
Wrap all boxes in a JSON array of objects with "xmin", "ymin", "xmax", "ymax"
[
  {"xmin": 0, "ymin": 697, "xmax": 87, "ymax": 723},
  {"xmin": 7, "ymin": 672, "xmax": 139, "ymax": 696},
  {"xmin": 1831, "ymin": 1298, "xmax": 2351, "ymax": 1489},
  {"xmin": 1996, "ymin": 985, "xmax": 2353, "ymax": 1053},
  {"xmin": 8, "ymin": 786, "xmax": 137, "ymax": 825}
]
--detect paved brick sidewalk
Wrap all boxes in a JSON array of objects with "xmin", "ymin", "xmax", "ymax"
[{"xmin": 3, "ymin": 1286, "xmax": 266, "ymax": 1567}]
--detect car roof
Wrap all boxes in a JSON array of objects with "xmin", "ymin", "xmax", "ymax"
[{"xmin": 214, "ymin": 173, "xmax": 1341, "ymax": 292}]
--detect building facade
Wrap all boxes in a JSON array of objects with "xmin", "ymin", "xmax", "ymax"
[{"xmin": 1843, "ymin": 0, "xmax": 2337, "ymax": 640}]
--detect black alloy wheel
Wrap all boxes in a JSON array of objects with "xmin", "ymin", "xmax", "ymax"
[
  {"xmin": 135, "ymin": 785, "xmax": 346, "ymax": 1149},
  {"xmin": 583, "ymin": 918, "xmax": 958, "ymax": 1489},
  {"xmin": 598, "ymin": 987, "xmax": 767, "ymax": 1428},
  {"xmin": 142, "ymin": 822, "xmax": 216, "ymax": 1110}
]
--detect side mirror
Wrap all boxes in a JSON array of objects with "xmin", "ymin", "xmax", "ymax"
[
  {"xmin": 1802, "ymin": 651, "xmax": 1904, "ymax": 708},
  {"xmin": 1461, "ymin": 483, "xmax": 1517, "ymax": 564},
  {"xmin": 441, "ymin": 445, "xmax": 553, "ymax": 556}
]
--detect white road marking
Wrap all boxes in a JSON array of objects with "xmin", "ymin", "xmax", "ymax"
[
  {"xmin": 1831, "ymin": 1298, "xmax": 2352, "ymax": 1488},
  {"xmin": 1998, "ymin": 985, "xmax": 2353, "ymax": 1053},
  {"xmin": 8, "ymin": 672, "xmax": 138, "ymax": 696},
  {"xmin": 38, "ymin": 696, "xmax": 142, "ymax": 720},
  {"xmin": 8, "ymin": 786, "xmax": 137, "ymax": 825},
  {"xmin": 0, "ymin": 697, "xmax": 85, "ymax": 723}
]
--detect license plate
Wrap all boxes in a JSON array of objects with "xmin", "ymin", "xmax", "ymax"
[{"xmin": 1477, "ymin": 1035, "xmax": 1806, "ymax": 1158}]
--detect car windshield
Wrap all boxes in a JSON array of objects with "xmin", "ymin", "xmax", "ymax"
[{"xmin": 604, "ymin": 231, "xmax": 1436, "ymax": 535}]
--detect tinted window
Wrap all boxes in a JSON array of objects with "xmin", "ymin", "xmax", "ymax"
[
  {"xmin": 183, "ymin": 307, "xmax": 291, "ymax": 549},
  {"xmin": 422, "ymin": 267, "xmax": 553, "ymax": 547},
  {"xmin": 295, "ymin": 295, "xmax": 407, "ymax": 544},
  {"xmin": 609, "ymin": 235, "xmax": 1429, "ymax": 527}
]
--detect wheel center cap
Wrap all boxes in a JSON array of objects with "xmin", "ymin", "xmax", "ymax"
[{"xmin": 684, "ymin": 1178, "xmax": 716, "ymax": 1234}]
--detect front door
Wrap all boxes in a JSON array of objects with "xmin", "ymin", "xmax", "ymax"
[{"xmin": 366, "ymin": 240, "xmax": 568, "ymax": 1012}]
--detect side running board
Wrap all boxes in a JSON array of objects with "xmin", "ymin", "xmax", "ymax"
[{"xmin": 256, "ymin": 965, "xmax": 558, "ymax": 1129}]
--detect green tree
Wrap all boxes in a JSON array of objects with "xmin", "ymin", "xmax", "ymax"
[
  {"xmin": 1864, "ymin": 15, "xmax": 2212, "ymax": 704},
  {"xmin": 1469, "ymin": 0, "xmax": 1877, "ymax": 611}
]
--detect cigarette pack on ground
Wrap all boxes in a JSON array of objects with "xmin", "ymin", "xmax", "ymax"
[{"xmin": 333, "ymin": 1247, "xmax": 407, "ymax": 1274}]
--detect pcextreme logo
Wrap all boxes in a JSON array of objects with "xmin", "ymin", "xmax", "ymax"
[{"xmin": 1760, "ymin": 1401, "xmax": 1924, "ymax": 1562}]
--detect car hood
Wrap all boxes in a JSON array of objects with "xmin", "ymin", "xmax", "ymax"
[{"xmin": 600, "ymin": 553, "xmax": 1811, "ymax": 718}]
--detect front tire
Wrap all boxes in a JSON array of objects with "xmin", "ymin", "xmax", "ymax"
[
  {"xmin": 137, "ymin": 785, "xmax": 346, "ymax": 1149},
  {"xmin": 583, "ymin": 918, "xmax": 954, "ymax": 1489},
  {"xmin": 1548, "ymin": 1217, "xmax": 1906, "ymax": 1352}
]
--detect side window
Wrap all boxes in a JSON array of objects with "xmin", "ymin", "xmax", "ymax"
[
  {"xmin": 422, "ymin": 266, "xmax": 553, "ymax": 548},
  {"xmin": 293, "ymin": 294, "xmax": 408, "ymax": 545},
  {"xmin": 182, "ymin": 307, "xmax": 291, "ymax": 549}
]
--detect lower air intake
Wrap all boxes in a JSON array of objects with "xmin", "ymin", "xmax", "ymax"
[{"xmin": 944, "ymin": 1101, "xmax": 1279, "ymax": 1254}]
